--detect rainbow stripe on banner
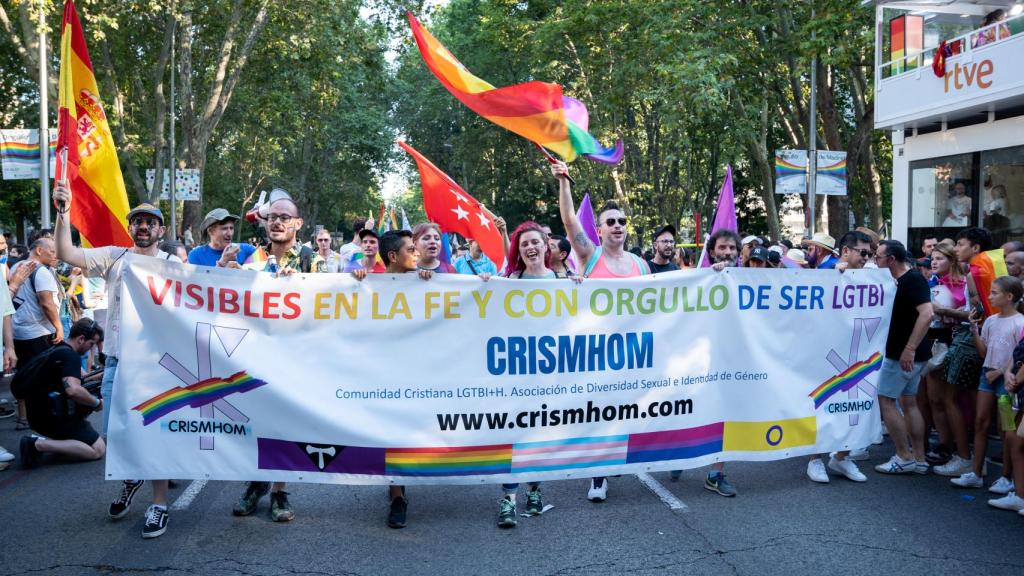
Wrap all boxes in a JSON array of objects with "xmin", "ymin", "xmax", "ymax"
[
  {"xmin": 132, "ymin": 371, "xmax": 267, "ymax": 425},
  {"xmin": 385, "ymin": 444, "xmax": 512, "ymax": 476},
  {"xmin": 0, "ymin": 129, "xmax": 57, "ymax": 180},
  {"xmin": 809, "ymin": 352, "xmax": 883, "ymax": 409},
  {"xmin": 627, "ymin": 423, "xmax": 724, "ymax": 463},
  {"xmin": 774, "ymin": 157, "xmax": 805, "ymax": 177},
  {"xmin": 817, "ymin": 158, "xmax": 847, "ymax": 176},
  {"xmin": 511, "ymin": 435, "xmax": 628, "ymax": 473}
]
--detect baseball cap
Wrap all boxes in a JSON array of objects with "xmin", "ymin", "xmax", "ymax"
[
  {"xmin": 652, "ymin": 224, "xmax": 677, "ymax": 242},
  {"xmin": 749, "ymin": 246, "xmax": 769, "ymax": 262},
  {"xmin": 201, "ymin": 208, "xmax": 240, "ymax": 236},
  {"xmin": 126, "ymin": 203, "xmax": 163, "ymax": 224},
  {"xmin": 741, "ymin": 235, "xmax": 760, "ymax": 247},
  {"xmin": 358, "ymin": 228, "xmax": 379, "ymax": 241}
]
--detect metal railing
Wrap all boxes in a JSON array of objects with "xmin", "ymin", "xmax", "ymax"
[{"xmin": 878, "ymin": 12, "xmax": 1024, "ymax": 80}]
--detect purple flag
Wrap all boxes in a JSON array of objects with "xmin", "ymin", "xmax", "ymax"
[
  {"xmin": 700, "ymin": 165, "xmax": 737, "ymax": 268},
  {"xmin": 568, "ymin": 193, "xmax": 600, "ymax": 273}
]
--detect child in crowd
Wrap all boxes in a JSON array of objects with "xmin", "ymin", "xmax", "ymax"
[{"xmin": 952, "ymin": 276, "xmax": 1022, "ymax": 498}]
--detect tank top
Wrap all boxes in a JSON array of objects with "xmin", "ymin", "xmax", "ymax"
[{"xmin": 586, "ymin": 249, "xmax": 642, "ymax": 278}]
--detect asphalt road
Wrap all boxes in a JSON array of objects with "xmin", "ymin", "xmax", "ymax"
[{"xmin": 2, "ymin": 411, "xmax": 1024, "ymax": 575}]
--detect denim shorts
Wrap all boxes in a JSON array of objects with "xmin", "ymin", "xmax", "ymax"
[
  {"xmin": 877, "ymin": 358, "xmax": 926, "ymax": 399},
  {"xmin": 978, "ymin": 372, "xmax": 1008, "ymax": 396}
]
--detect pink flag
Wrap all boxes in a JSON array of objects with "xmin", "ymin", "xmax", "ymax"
[{"xmin": 700, "ymin": 165, "xmax": 737, "ymax": 268}]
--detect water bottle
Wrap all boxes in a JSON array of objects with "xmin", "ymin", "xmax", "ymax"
[
  {"xmin": 997, "ymin": 394, "xmax": 1016, "ymax": 432},
  {"xmin": 267, "ymin": 255, "xmax": 279, "ymax": 275}
]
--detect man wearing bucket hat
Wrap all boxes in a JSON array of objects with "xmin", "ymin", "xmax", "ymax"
[
  {"xmin": 52, "ymin": 183, "xmax": 181, "ymax": 539},
  {"xmin": 187, "ymin": 208, "xmax": 256, "ymax": 268},
  {"xmin": 805, "ymin": 232, "xmax": 839, "ymax": 269}
]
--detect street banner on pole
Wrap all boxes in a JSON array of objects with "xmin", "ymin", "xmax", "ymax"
[
  {"xmin": 145, "ymin": 169, "xmax": 201, "ymax": 201},
  {"xmin": 775, "ymin": 150, "xmax": 848, "ymax": 196},
  {"xmin": 107, "ymin": 256, "xmax": 893, "ymax": 484},
  {"xmin": 0, "ymin": 129, "xmax": 56, "ymax": 180}
]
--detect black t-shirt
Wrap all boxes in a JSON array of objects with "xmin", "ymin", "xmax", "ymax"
[
  {"xmin": 647, "ymin": 260, "xmax": 680, "ymax": 274},
  {"xmin": 25, "ymin": 343, "xmax": 83, "ymax": 428},
  {"xmin": 885, "ymin": 269, "xmax": 933, "ymax": 362}
]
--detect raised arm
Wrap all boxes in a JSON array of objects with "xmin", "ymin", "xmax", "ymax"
[
  {"xmin": 53, "ymin": 183, "xmax": 88, "ymax": 269},
  {"xmin": 552, "ymin": 161, "xmax": 594, "ymax": 265}
]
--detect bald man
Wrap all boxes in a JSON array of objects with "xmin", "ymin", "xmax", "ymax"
[{"xmin": 1005, "ymin": 251, "xmax": 1024, "ymax": 280}]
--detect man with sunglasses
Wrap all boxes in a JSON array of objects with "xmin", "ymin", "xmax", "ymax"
[
  {"xmin": 53, "ymin": 183, "xmax": 181, "ymax": 538},
  {"xmin": 805, "ymin": 230, "xmax": 875, "ymax": 484},
  {"xmin": 20, "ymin": 318, "xmax": 105, "ymax": 468},
  {"xmin": 315, "ymin": 229, "xmax": 342, "ymax": 272},
  {"xmin": 552, "ymin": 160, "xmax": 649, "ymax": 502},
  {"xmin": 647, "ymin": 225, "xmax": 680, "ymax": 273}
]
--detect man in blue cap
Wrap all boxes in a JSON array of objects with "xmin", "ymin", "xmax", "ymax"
[{"xmin": 52, "ymin": 183, "xmax": 181, "ymax": 539}]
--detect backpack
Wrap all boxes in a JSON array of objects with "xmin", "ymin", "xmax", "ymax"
[
  {"xmin": 10, "ymin": 345, "xmax": 61, "ymax": 400},
  {"xmin": 299, "ymin": 245, "xmax": 314, "ymax": 273}
]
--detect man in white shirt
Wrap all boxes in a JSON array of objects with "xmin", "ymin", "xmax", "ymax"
[{"xmin": 53, "ymin": 183, "xmax": 181, "ymax": 539}]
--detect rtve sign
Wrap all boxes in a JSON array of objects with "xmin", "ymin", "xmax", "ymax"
[{"xmin": 943, "ymin": 59, "xmax": 994, "ymax": 93}]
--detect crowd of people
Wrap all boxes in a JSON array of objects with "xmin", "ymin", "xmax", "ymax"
[{"xmin": 0, "ymin": 160, "xmax": 1022, "ymax": 539}]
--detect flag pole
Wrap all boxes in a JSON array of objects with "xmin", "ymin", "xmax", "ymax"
[
  {"xmin": 533, "ymin": 143, "xmax": 576, "ymax": 185},
  {"xmin": 168, "ymin": 3, "xmax": 177, "ymax": 240},
  {"xmin": 39, "ymin": 0, "xmax": 51, "ymax": 227}
]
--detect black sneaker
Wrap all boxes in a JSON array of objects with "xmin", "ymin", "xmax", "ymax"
[
  {"xmin": 141, "ymin": 505, "xmax": 168, "ymax": 539},
  {"xmin": 19, "ymin": 435, "xmax": 42, "ymax": 469},
  {"xmin": 387, "ymin": 496, "xmax": 407, "ymax": 529},
  {"xmin": 525, "ymin": 488, "xmax": 544, "ymax": 516},
  {"xmin": 270, "ymin": 491, "xmax": 294, "ymax": 522},
  {"xmin": 233, "ymin": 481, "xmax": 270, "ymax": 516},
  {"xmin": 925, "ymin": 445, "xmax": 951, "ymax": 465},
  {"xmin": 110, "ymin": 480, "xmax": 146, "ymax": 519},
  {"xmin": 497, "ymin": 496, "xmax": 517, "ymax": 528}
]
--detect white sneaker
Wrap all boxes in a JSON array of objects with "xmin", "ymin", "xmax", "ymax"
[
  {"xmin": 989, "ymin": 476, "xmax": 1015, "ymax": 495},
  {"xmin": 587, "ymin": 478, "xmax": 607, "ymax": 502},
  {"xmin": 807, "ymin": 458, "xmax": 829, "ymax": 483},
  {"xmin": 1019, "ymin": 508, "xmax": 1024, "ymax": 517},
  {"xmin": 914, "ymin": 462, "xmax": 930, "ymax": 475},
  {"xmin": 828, "ymin": 455, "xmax": 867, "ymax": 482},
  {"xmin": 951, "ymin": 471, "xmax": 983, "ymax": 488},
  {"xmin": 934, "ymin": 455, "xmax": 972, "ymax": 477},
  {"xmin": 987, "ymin": 491, "xmax": 1024, "ymax": 511},
  {"xmin": 0, "ymin": 445, "xmax": 13, "ymax": 471},
  {"xmin": 874, "ymin": 455, "xmax": 917, "ymax": 475},
  {"xmin": 848, "ymin": 448, "xmax": 870, "ymax": 461}
]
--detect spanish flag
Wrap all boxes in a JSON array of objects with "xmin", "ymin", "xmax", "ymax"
[{"xmin": 55, "ymin": 0, "xmax": 131, "ymax": 247}]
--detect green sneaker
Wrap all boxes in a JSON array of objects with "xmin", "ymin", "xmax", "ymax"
[
  {"xmin": 497, "ymin": 496, "xmax": 517, "ymax": 528},
  {"xmin": 525, "ymin": 488, "xmax": 544, "ymax": 515},
  {"xmin": 704, "ymin": 472, "xmax": 737, "ymax": 497},
  {"xmin": 233, "ymin": 481, "xmax": 270, "ymax": 516},
  {"xmin": 270, "ymin": 491, "xmax": 294, "ymax": 522}
]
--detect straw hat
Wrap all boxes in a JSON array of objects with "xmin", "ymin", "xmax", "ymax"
[
  {"xmin": 807, "ymin": 232, "xmax": 836, "ymax": 253},
  {"xmin": 786, "ymin": 248, "xmax": 808, "ymax": 265}
]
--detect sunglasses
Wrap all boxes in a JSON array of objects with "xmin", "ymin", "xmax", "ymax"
[
  {"xmin": 604, "ymin": 217, "xmax": 627, "ymax": 227},
  {"xmin": 130, "ymin": 217, "xmax": 161, "ymax": 228},
  {"xmin": 857, "ymin": 249, "xmax": 872, "ymax": 259}
]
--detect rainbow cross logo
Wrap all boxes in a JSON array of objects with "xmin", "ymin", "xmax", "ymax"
[
  {"xmin": 144, "ymin": 323, "xmax": 261, "ymax": 450},
  {"xmin": 817, "ymin": 317, "xmax": 883, "ymax": 425}
]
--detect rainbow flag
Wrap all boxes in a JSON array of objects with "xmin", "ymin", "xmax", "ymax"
[
  {"xmin": 809, "ymin": 352, "xmax": 883, "ymax": 409},
  {"xmin": 132, "ymin": 371, "xmax": 267, "ymax": 426},
  {"xmin": 972, "ymin": 248, "xmax": 1006, "ymax": 317},
  {"xmin": 407, "ymin": 12, "xmax": 622, "ymax": 164},
  {"xmin": 56, "ymin": 0, "xmax": 131, "ymax": 247},
  {"xmin": 343, "ymin": 252, "xmax": 365, "ymax": 272},
  {"xmin": 385, "ymin": 444, "xmax": 512, "ymax": 476},
  {"xmin": 242, "ymin": 246, "xmax": 269, "ymax": 271}
]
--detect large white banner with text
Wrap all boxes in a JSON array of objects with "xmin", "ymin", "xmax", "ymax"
[{"xmin": 106, "ymin": 256, "xmax": 894, "ymax": 485}]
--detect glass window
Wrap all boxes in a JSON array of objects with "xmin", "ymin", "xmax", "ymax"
[
  {"xmin": 909, "ymin": 153, "xmax": 976, "ymax": 228},
  {"xmin": 981, "ymin": 144, "xmax": 1024, "ymax": 247}
]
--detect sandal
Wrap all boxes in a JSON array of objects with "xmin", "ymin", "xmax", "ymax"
[{"xmin": 15, "ymin": 418, "xmax": 29, "ymax": 431}]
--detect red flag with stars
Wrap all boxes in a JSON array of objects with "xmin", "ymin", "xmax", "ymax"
[{"xmin": 398, "ymin": 140, "xmax": 505, "ymax": 270}]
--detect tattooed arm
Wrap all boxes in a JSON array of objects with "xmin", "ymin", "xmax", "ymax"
[{"xmin": 553, "ymin": 161, "xmax": 594, "ymax": 265}]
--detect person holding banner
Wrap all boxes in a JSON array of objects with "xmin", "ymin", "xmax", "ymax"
[
  {"xmin": 52, "ymin": 182, "xmax": 181, "ymax": 539},
  {"xmin": 413, "ymin": 223, "xmax": 457, "ymax": 274},
  {"xmin": 551, "ymin": 160, "xmax": 651, "ymax": 501},
  {"xmin": 358, "ymin": 229, "xmax": 387, "ymax": 274},
  {"xmin": 547, "ymin": 235, "xmax": 574, "ymax": 279},
  {"xmin": 806, "ymin": 231, "xmax": 875, "ymax": 484},
  {"xmin": 187, "ymin": 208, "xmax": 256, "ymax": 269},
  {"xmin": 378, "ymin": 229, "xmax": 435, "ymax": 528},
  {"xmin": 233, "ymin": 194, "xmax": 324, "ymax": 523}
]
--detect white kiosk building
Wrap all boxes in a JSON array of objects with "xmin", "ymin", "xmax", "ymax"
[{"xmin": 873, "ymin": 0, "xmax": 1024, "ymax": 252}]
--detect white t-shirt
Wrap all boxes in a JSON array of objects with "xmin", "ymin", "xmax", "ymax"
[
  {"xmin": 980, "ymin": 313, "xmax": 1024, "ymax": 370},
  {"xmin": 0, "ymin": 272, "xmax": 15, "ymax": 357},
  {"xmin": 11, "ymin": 261, "xmax": 61, "ymax": 341},
  {"xmin": 83, "ymin": 247, "xmax": 180, "ymax": 359}
]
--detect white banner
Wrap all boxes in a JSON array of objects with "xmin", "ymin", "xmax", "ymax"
[
  {"xmin": 0, "ymin": 129, "xmax": 57, "ymax": 180},
  {"xmin": 144, "ymin": 169, "xmax": 201, "ymax": 201},
  {"xmin": 107, "ymin": 256, "xmax": 894, "ymax": 485}
]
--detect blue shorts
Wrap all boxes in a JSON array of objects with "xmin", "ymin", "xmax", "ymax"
[
  {"xmin": 877, "ymin": 358, "xmax": 926, "ymax": 399},
  {"xmin": 978, "ymin": 372, "xmax": 1008, "ymax": 395}
]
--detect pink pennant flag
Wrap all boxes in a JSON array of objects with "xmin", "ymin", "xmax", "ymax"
[{"xmin": 700, "ymin": 165, "xmax": 737, "ymax": 268}]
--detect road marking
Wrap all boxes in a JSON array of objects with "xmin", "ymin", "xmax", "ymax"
[
  {"xmin": 171, "ymin": 480, "xmax": 207, "ymax": 510},
  {"xmin": 635, "ymin": 473, "xmax": 688, "ymax": 512}
]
